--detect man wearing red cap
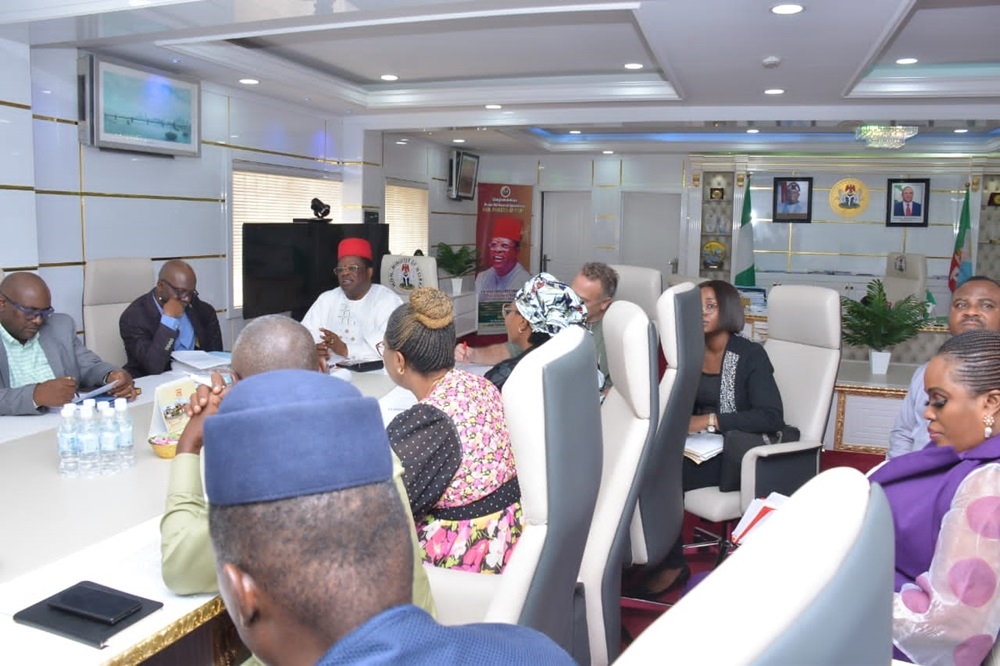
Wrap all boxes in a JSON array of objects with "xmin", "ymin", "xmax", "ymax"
[
  {"xmin": 301, "ymin": 238, "xmax": 402, "ymax": 361},
  {"xmin": 475, "ymin": 217, "xmax": 531, "ymax": 294}
]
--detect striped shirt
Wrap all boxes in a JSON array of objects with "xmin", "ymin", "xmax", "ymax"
[{"xmin": 0, "ymin": 323, "xmax": 56, "ymax": 388}]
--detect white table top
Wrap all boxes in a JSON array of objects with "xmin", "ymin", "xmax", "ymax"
[
  {"xmin": 835, "ymin": 359, "xmax": 919, "ymax": 394},
  {"xmin": 0, "ymin": 368, "xmax": 401, "ymax": 662}
]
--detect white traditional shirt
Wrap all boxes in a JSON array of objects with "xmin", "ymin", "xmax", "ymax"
[
  {"xmin": 475, "ymin": 263, "xmax": 531, "ymax": 295},
  {"xmin": 300, "ymin": 284, "xmax": 402, "ymax": 361}
]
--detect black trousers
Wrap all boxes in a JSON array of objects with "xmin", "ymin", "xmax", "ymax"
[{"xmin": 663, "ymin": 456, "xmax": 724, "ymax": 568}]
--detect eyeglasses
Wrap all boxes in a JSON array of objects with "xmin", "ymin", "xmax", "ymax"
[
  {"xmin": 160, "ymin": 279, "xmax": 198, "ymax": 300},
  {"xmin": 334, "ymin": 265, "xmax": 362, "ymax": 276},
  {"xmin": 0, "ymin": 292, "xmax": 54, "ymax": 321},
  {"xmin": 376, "ymin": 341, "xmax": 386, "ymax": 356},
  {"xmin": 489, "ymin": 240, "xmax": 516, "ymax": 252},
  {"xmin": 502, "ymin": 303, "xmax": 517, "ymax": 317},
  {"xmin": 703, "ymin": 302, "xmax": 719, "ymax": 312}
]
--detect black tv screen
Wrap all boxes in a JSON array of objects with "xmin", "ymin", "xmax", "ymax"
[{"xmin": 243, "ymin": 223, "xmax": 390, "ymax": 319}]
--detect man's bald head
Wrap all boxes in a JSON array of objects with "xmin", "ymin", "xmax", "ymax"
[
  {"xmin": 231, "ymin": 315, "xmax": 319, "ymax": 379},
  {"xmin": 156, "ymin": 260, "xmax": 198, "ymax": 304},
  {"xmin": 0, "ymin": 272, "xmax": 52, "ymax": 343}
]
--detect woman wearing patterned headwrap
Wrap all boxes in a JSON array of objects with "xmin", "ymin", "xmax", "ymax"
[
  {"xmin": 484, "ymin": 272, "xmax": 588, "ymax": 391},
  {"xmin": 381, "ymin": 288, "xmax": 521, "ymax": 574}
]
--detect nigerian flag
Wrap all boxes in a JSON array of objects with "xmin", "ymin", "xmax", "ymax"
[
  {"xmin": 948, "ymin": 187, "xmax": 973, "ymax": 292},
  {"xmin": 734, "ymin": 175, "xmax": 755, "ymax": 286}
]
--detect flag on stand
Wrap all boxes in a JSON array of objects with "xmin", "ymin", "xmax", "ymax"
[
  {"xmin": 734, "ymin": 175, "xmax": 755, "ymax": 287},
  {"xmin": 948, "ymin": 188, "xmax": 973, "ymax": 292}
]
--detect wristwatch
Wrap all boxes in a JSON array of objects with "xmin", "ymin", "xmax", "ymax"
[{"xmin": 707, "ymin": 413, "xmax": 718, "ymax": 433}]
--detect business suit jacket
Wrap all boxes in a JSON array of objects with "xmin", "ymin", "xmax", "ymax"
[
  {"xmin": 893, "ymin": 200, "xmax": 922, "ymax": 217},
  {"xmin": 120, "ymin": 290, "xmax": 223, "ymax": 378},
  {"xmin": 0, "ymin": 313, "xmax": 117, "ymax": 416}
]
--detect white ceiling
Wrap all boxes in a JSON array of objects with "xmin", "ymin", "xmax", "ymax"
[{"xmin": 7, "ymin": 0, "xmax": 1000, "ymax": 154}]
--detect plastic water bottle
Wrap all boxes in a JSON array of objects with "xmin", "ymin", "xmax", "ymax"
[
  {"xmin": 77, "ymin": 405, "xmax": 100, "ymax": 478},
  {"xmin": 98, "ymin": 404, "xmax": 120, "ymax": 474},
  {"xmin": 57, "ymin": 404, "xmax": 79, "ymax": 477},
  {"xmin": 114, "ymin": 398, "xmax": 134, "ymax": 469}
]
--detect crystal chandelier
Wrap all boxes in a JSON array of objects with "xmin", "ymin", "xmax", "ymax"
[{"xmin": 855, "ymin": 124, "xmax": 918, "ymax": 149}]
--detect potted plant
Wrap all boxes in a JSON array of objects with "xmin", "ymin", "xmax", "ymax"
[
  {"xmin": 435, "ymin": 242, "xmax": 478, "ymax": 295},
  {"xmin": 841, "ymin": 279, "xmax": 928, "ymax": 375}
]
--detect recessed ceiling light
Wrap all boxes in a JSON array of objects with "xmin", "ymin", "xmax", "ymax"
[
  {"xmin": 954, "ymin": 128, "xmax": 969, "ymax": 134},
  {"xmin": 624, "ymin": 63, "xmax": 644, "ymax": 70},
  {"xmin": 380, "ymin": 74, "xmax": 399, "ymax": 82},
  {"xmin": 764, "ymin": 88, "xmax": 785, "ymax": 95},
  {"xmin": 239, "ymin": 78, "xmax": 259, "ymax": 85},
  {"xmin": 770, "ymin": 4, "xmax": 804, "ymax": 15},
  {"xmin": 396, "ymin": 140, "xmax": 408, "ymax": 144},
  {"xmin": 746, "ymin": 128, "xmax": 760, "ymax": 134},
  {"xmin": 602, "ymin": 150, "xmax": 614, "ymax": 155},
  {"xmin": 484, "ymin": 104, "xmax": 502, "ymax": 110},
  {"xmin": 452, "ymin": 139, "xmax": 466, "ymax": 144},
  {"xmin": 895, "ymin": 57, "xmax": 918, "ymax": 65},
  {"xmin": 170, "ymin": 57, "xmax": 180, "ymax": 64},
  {"xmin": 569, "ymin": 130, "xmax": 582, "ymax": 135}
]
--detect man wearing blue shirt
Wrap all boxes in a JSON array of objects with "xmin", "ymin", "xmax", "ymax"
[{"xmin": 119, "ymin": 260, "xmax": 223, "ymax": 377}]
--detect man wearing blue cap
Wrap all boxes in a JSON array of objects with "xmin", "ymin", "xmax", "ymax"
[{"xmin": 204, "ymin": 369, "xmax": 574, "ymax": 664}]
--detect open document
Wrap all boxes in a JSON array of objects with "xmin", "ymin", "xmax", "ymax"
[
  {"xmin": 170, "ymin": 350, "xmax": 229, "ymax": 371},
  {"xmin": 731, "ymin": 492, "xmax": 789, "ymax": 546},
  {"xmin": 684, "ymin": 432, "xmax": 724, "ymax": 464}
]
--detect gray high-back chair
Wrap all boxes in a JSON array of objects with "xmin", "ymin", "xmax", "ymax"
[
  {"xmin": 627, "ymin": 282, "xmax": 704, "ymax": 569},
  {"xmin": 425, "ymin": 326, "xmax": 602, "ymax": 654},
  {"xmin": 576, "ymin": 300, "xmax": 658, "ymax": 665},
  {"xmin": 617, "ymin": 467, "xmax": 894, "ymax": 665}
]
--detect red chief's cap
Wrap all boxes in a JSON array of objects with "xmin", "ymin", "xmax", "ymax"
[
  {"xmin": 338, "ymin": 238, "xmax": 373, "ymax": 261},
  {"xmin": 492, "ymin": 217, "xmax": 523, "ymax": 243}
]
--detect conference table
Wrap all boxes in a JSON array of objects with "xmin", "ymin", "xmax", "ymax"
[{"xmin": 0, "ymin": 369, "xmax": 399, "ymax": 664}]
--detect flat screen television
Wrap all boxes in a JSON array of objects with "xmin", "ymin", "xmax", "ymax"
[
  {"xmin": 242, "ymin": 223, "xmax": 390, "ymax": 319},
  {"xmin": 448, "ymin": 150, "xmax": 480, "ymax": 200},
  {"xmin": 77, "ymin": 54, "xmax": 201, "ymax": 157}
]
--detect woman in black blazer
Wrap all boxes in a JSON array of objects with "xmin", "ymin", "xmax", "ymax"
[{"xmin": 634, "ymin": 280, "xmax": 784, "ymax": 598}]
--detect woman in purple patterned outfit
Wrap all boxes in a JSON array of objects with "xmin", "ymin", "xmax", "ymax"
[{"xmin": 381, "ymin": 287, "xmax": 520, "ymax": 573}]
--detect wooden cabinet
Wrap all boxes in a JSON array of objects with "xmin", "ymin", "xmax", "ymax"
[{"xmin": 699, "ymin": 171, "xmax": 735, "ymax": 281}]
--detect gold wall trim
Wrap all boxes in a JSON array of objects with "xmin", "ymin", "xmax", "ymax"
[
  {"xmin": 431, "ymin": 211, "xmax": 477, "ymax": 217},
  {"xmin": 32, "ymin": 113, "xmax": 77, "ymax": 125},
  {"xmin": 342, "ymin": 204, "xmax": 380, "ymax": 210},
  {"xmin": 39, "ymin": 261, "xmax": 85, "ymax": 268},
  {"xmin": 0, "ymin": 99, "xmax": 30, "ymax": 111},
  {"xmin": 1, "ymin": 266, "xmax": 38, "ymax": 272},
  {"xmin": 151, "ymin": 254, "xmax": 227, "ymax": 261},
  {"xmin": 105, "ymin": 597, "xmax": 226, "ymax": 665},
  {"xmin": 340, "ymin": 160, "xmax": 381, "ymax": 168},
  {"xmin": 0, "ymin": 184, "xmax": 34, "ymax": 192},
  {"xmin": 431, "ymin": 176, "xmax": 447, "ymax": 182},
  {"xmin": 834, "ymin": 443, "xmax": 888, "ymax": 456},
  {"xmin": 203, "ymin": 139, "xmax": 342, "ymax": 165},
  {"xmin": 215, "ymin": 308, "xmax": 228, "ymax": 314},
  {"xmin": 36, "ymin": 189, "xmax": 224, "ymax": 203},
  {"xmin": 835, "ymin": 384, "xmax": 909, "ymax": 399}
]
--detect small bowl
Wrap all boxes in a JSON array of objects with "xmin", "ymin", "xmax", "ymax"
[{"xmin": 149, "ymin": 434, "xmax": 180, "ymax": 459}]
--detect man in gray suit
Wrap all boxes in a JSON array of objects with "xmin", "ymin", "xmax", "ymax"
[{"xmin": 0, "ymin": 272, "xmax": 134, "ymax": 416}]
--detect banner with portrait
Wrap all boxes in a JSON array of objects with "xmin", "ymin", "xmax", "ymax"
[{"xmin": 475, "ymin": 183, "xmax": 534, "ymax": 333}]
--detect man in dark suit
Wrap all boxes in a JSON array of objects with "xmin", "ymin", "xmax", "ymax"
[
  {"xmin": 120, "ymin": 260, "xmax": 223, "ymax": 378},
  {"xmin": 893, "ymin": 186, "xmax": 922, "ymax": 217},
  {"xmin": 0, "ymin": 272, "xmax": 133, "ymax": 415}
]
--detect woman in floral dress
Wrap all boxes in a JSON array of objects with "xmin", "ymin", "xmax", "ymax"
[{"xmin": 381, "ymin": 287, "xmax": 520, "ymax": 573}]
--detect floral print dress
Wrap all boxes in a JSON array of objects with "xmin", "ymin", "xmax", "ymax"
[{"xmin": 387, "ymin": 368, "xmax": 522, "ymax": 574}]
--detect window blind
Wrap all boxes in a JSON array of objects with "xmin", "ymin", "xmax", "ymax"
[{"xmin": 384, "ymin": 181, "xmax": 429, "ymax": 256}]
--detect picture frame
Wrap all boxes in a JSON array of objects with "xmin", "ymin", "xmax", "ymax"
[
  {"xmin": 886, "ymin": 179, "xmax": 929, "ymax": 227},
  {"xmin": 772, "ymin": 177, "xmax": 813, "ymax": 223},
  {"xmin": 79, "ymin": 55, "xmax": 201, "ymax": 157}
]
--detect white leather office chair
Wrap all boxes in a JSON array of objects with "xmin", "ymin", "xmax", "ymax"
[
  {"xmin": 683, "ymin": 285, "xmax": 841, "ymax": 544},
  {"xmin": 627, "ymin": 283, "xmax": 704, "ymax": 572},
  {"xmin": 617, "ymin": 467, "xmax": 894, "ymax": 665},
  {"xmin": 379, "ymin": 254, "xmax": 439, "ymax": 295},
  {"xmin": 424, "ymin": 326, "xmax": 602, "ymax": 654},
  {"xmin": 83, "ymin": 258, "xmax": 154, "ymax": 368},
  {"xmin": 608, "ymin": 264, "xmax": 663, "ymax": 321},
  {"xmin": 883, "ymin": 252, "xmax": 927, "ymax": 305},
  {"xmin": 576, "ymin": 301, "xmax": 658, "ymax": 666}
]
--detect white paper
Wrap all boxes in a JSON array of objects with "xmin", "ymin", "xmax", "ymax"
[
  {"xmin": 684, "ymin": 432, "xmax": 724, "ymax": 463},
  {"xmin": 732, "ymin": 492, "xmax": 789, "ymax": 545},
  {"xmin": 378, "ymin": 385, "xmax": 418, "ymax": 428},
  {"xmin": 170, "ymin": 350, "xmax": 229, "ymax": 370},
  {"xmin": 72, "ymin": 381, "xmax": 118, "ymax": 403}
]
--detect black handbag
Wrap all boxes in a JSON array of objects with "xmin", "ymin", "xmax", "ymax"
[{"xmin": 718, "ymin": 426, "xmax": 801, "ymax": 492}]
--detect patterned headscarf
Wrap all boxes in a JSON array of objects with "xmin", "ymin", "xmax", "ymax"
[{"xmin": 513, "ymin": 272, "xmax": 588, "ymax": 336}]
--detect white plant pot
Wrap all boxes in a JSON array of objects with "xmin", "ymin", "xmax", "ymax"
[
  {"xmin": 449, "ymin": 277, "xmax": 463, "ymax": 296},
  {"xmin": 870, "ymin": 350, "xmax": 891, "ymax": 375}
]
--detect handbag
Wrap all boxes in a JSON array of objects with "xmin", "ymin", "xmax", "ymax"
[{"xmin": 718, "ymin": 426, "xmax": 801, "ymax": 492}]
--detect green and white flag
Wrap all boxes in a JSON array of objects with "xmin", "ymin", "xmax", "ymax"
[{"xmin": 734, "ymin": 175, "xmax": 755, "ymax": 287}]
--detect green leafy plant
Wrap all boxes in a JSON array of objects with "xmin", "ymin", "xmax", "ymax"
[
  {"xmin": 841, "ymin": 279, "xmax": 928, "ymax": 352},
  {"xmin": 435, "ymin": 242, "xmax": 478, "ymax": 277}
]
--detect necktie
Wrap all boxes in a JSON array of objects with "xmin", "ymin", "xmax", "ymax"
[{"xmin": 906, "ymin": 203, "xmax": 911, "ymax": 216}]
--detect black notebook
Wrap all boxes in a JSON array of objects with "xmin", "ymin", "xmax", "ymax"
[{"xmin": 13, "ymin": 581, "xmax": 163, "ymax": 649}]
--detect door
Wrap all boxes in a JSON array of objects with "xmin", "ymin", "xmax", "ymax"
[
  {"xmin": 621, "ymin": 192, "xmax": 682, "ymax": 277},
  {"xmin": 541, "ymin": 191, "xmax": 592, "ymax": 283}
]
